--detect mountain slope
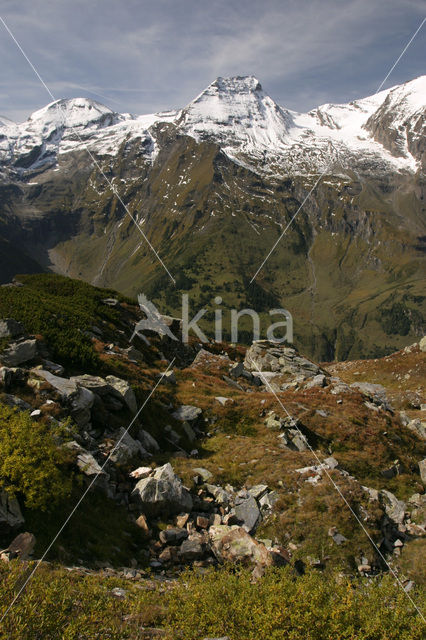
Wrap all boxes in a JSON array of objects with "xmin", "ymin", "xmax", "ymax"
[{"xmin": 0, "ymin": 76, "xmax": 425, "ymax": 360}]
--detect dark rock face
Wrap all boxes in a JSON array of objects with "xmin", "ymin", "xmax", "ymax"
[
  {"xmin": 178, "ymin": 537, "xmax": 206, "ymax": 561},
  {"xmin": 0, "ymin": 318, "xmax": 25, "ymax": 339},
  {"xmin": 159, "ymin": 527, "xmax": 189, "ymax": 545},
  {"xmin": 0, "ymin": 488, "xmax": 24, "ymax": 534}
]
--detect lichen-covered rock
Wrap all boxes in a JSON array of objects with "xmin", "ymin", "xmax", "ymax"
[
  {"xmin": 70, "ymin": 374, "xmax": 112, "ymax": 396},
  {"xmin": 209, "ymin": 525, "xmax": 272, "ymax": 567},
  {"xmin": 172, "ymin": 405, "xmax": 202, "ymax": 423}
]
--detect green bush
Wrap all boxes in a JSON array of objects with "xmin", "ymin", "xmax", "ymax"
[
  {"xmin": 379, "ymin": 303, "xmax": 411, "ymax": 336},
  {"xmin": 165, "ymin": 567, "xmax": 425, "ymax": 640},
  {"xmin": 0, "ymin": 564, "xmax": 424, "ymax": 639},
  {"xmin": 0, "ymin": 403, "xmax": 73, "ymax": 510}
]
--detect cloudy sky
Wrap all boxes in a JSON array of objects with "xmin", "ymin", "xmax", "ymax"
[{"xmin": 0, "ymin": 0, "xmax": 425, "ymax": 122}]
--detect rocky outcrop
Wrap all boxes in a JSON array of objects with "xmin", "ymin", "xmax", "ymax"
[
  {"xmin": 244, "ymin": 341, "xmax": 326, "ymax": 382},
  {"xmin": 31, "ymin": 369, "xmax": 95, "ymax": 426}
]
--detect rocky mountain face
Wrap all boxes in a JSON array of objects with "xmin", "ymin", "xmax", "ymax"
[
  {"xmin": 0, "ymin": 76, "xmax": 425, "ymax": 360},
  {"xmin": 0, "ymin": 274, "xmax": 425, "ymax": 591}
]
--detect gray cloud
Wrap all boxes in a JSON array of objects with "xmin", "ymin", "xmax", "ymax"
[{"xmin": 0, "ymin": 0, "xmax": 424, "ymax": 122}]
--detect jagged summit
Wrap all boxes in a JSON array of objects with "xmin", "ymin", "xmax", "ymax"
[
  {"xmin": 200, "ymin": 75, "xmax": 263, "ymax": 94},
  {"xmin": 178, "ymin": 75, "xmax": 294, "ymax": 160}
]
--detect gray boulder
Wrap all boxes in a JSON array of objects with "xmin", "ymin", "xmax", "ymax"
[
  {"xmin": 64, "ymin": 441, "xmax": 110, "ymax": 492},
  {"xmin": 305, "ymin": 374, "xmax": 326, "ymax": 389},
  {"xmin": 0, "ymin": 339, "xmax": 37, "ymax": 366},
  {"xmin": 351, "ymin": 382, "xmax": 392, "ymax": 410},
  {"xmin": 158, "ymin": 370, "xmax": 176, "ymax": 385},
  {"xmin": 234, "ymin": 495, "xmax": 261, "ymax": 534},
  {"xmin": 159, "ymin": 528, "xmax": 188, "ymax": 545},
  {"xmin": 193, "ymin": 467, "xmax": 213, "ymax": 483},
  {"xmin": 132, "ymin": 463, "xmax": 193, "ymax": 516},
  {"xmin": 181, "ymin": 421, "xmax": 196, "ymax": 443},
  {"xmin": 229, "ymin": 362, "xmax": 245, "ymax": 378},
  {"xmin": 259, "ymin": 491, "xmax": 278, "ymax": 512},
  {"xmin": 32, "ymin": 369, "xmax": 76, "ymax": 397},
  {"xmin": 42, "ymin": 360, "xmax": 65, "ymax": 376},
  {"xmin": 71, "ymin": 387, "xmax": 95, "ymax": 427},
  {"xmin": 7, "ymin": 532, "xmax": 36, "ymax": 559},
  {"xmin": 205, "ymin": 484, "xmax": 231, "ymax": 505}
]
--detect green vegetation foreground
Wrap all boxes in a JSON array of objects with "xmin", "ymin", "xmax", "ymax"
[{"xmin": 0, "ymin": 562, "xmax": 424, "ymax": 639}]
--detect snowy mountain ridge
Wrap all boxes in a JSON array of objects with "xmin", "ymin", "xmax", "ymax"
[{"xmin": 1, "ymin": 74, "xmax": 425, "ymax": 177}]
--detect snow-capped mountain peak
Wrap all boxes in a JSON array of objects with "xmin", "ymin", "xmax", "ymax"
[
  {"xmin": 28, "ymin": 97, "xmax": 119, "ymax": 129},
  {"xmin": 178, "ymin": 75, "xmax": 294, "ymax": 159}
]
